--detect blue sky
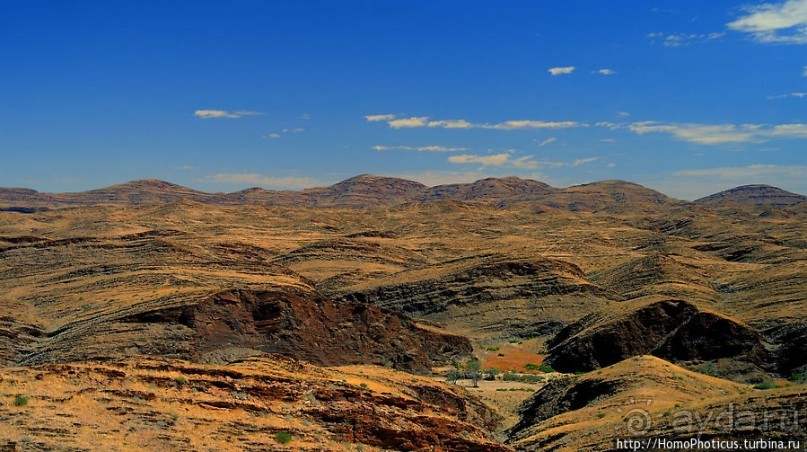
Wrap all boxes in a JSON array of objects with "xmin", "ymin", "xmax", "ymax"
[{"xmin": 1, "ymin": 0, "xmax": 806, "ymax": 199}]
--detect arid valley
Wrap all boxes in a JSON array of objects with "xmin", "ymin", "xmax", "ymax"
[{"xmin": 0, "ymin": 175, "xmax": 805, "ymax": 450}]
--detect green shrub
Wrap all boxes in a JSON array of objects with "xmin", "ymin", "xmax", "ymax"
[
  {"xmin": 275, "ymin": 432, "xmax": 292, "ymax": 444},
  {"xmin": 14, "ymin": 395, "xmax": 28, "ymax": 406},
  {"xmin": 754, "ymin": 380, "xmax": 776, "ymax": 390},
  {"xmin": 174, "ymin": 376, "xmax": 187, "ymax": 386},
  {"xmin": 502, "ymin": 373, "xmax": 545, "ymax": 383},
  {"xmin": 485, "ymin": 346, "xmax": 500, "ymax": 351}
]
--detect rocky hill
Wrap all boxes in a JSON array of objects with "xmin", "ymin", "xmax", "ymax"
[
  {"xmin": 506, "ymin": 356, "xmax": 806, "ymax": 451},
  {"xmin": 694, "ymin": 184, "xmax": 807, "ymax": 207}
]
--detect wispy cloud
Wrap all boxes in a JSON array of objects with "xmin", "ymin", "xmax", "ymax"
[
  {"xmin": 209, "ymin": 173, "xmax": 321, "ymax": 189},
  {"xmin": 194, "ymin": 109, "xmax": 264, "ymax": 119},
  {"xmin": 373, "ymin": 145, "xmax": 468, "ymax": 152},
  {"xmin": 373, "ymin": 116, "xmax": 583, "ymax": 130},
  {"xmin": 427, "ymin": 119, "xmax": 474, "ymax": 129},
  {"xmin": 365, "ymin": 114, "xmax": 397, "ymax": 122},
  {"xmin": 537, "ymin": 137, "xmax": 557, "ymax": 147},
  {"xmin": 596, "ymin": 68, "xmax": 617, "ymax": 75},
  {"xmin": 601, "ymin": 121, "xmax": 807, "ymax": 144},
  {"xmin": 486, "ymin": 120, "xmax": 582, "ymax": 130},
  {"xmin": 647, "ymin": 31, "xmax": 725, "ymax": 47},
  {"xmin": 572, "ymin": 157, "xmax": 599, "ymax": 166},
  {"xmin": 628, "ymin": 122, "xmax": 759, "ymax": 144},
  {"xmin": 728, "ymin": 0, "xmax": 807, "ymax": 44},
  {"xmin": 388, "ymin": 116, "xmax": 429, "ymax": 128},
  {"xmin": 265, "ymin": 128, "xmax": 304, "ymax": 139},
  {"xmin": 448, "ymin": 153, "xmax": 513, "ymax": 166},
  {"xmin": 548, "ymin": 66, "xmax": 575, "ymax": 76},
  {"xmin": 448, "ymin": 152, "xmax": 598, "ymax": 170}
]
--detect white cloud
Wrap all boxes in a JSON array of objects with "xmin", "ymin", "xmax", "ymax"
[
  {"xmin": 447, "ymin": 152, "xmax": 598, "ymax": 170},
  {"xmin": 597, "ymin": 69, "xmax": 617, "ymax": 75},
  {"xmin": 617, "ymin": 111, "xmax": 631, "ymax": 117},
  {"xmin": 209, "ymin": 173, "xmax": 321, "ymax": 189},
  {"xmin": 615, "ymin": 121, "xmax": 807, "ymax": 144},
  {"xmin": 607, "ymin": 163, "xmax": 617, "ymax": 168},
  {"xmin": 194, "ymin": 109, "xmax": 264, "ymax": 119},
  {"xmin": 373, "ymin": 145, "xmax": 468, "ymax": 152},
  {"xmin": 375, "ymin": 116, "xmax": 584, "ymax": 130},
  {"xmin": 572, "ymin": 157, "xmax": 599, "ymax": 166},
  {"xmin": 769, "ymin": 123, "xmax": 807, "ymax": 137},
  {"xmin": 766, "ymin": 92, "xmax": 807, "ymax": 99},
  {"xmin": 647, "ymin": 31, "xmax": 725, "ymax": 47},
  {"xmin": 388, "ymin": 116, "xmax": 429, "ymax": 128},
  {"xmin": 267, "ymin": 128, "xmax": 305, "ymax": 139},
  {"xmin": 628, "ymin": 122, "xmax": 758, "ymax": 144},
  {"xmin": 427, "ymin": 119, "xmax": 474, "ymax": 129},
  {"xmin": 485, "ymin": 120, "xmax": 582, "ymax": 130},
  {"xmin": 365, "ymin": 114, "xmax": 397, "ymax": 122},
  {"xmin": 511, "ymin": 156, "xmax": 539, "ymax": 169},
  {"xmin": 548, "ymin": 66, "xmax": 575, "ymax": 76},
  {"xmin": 538, "ymin": 137, "xmax": 557, "ymax": 147},
  {"xmin": 728, "ymin": 0, "xmax": 807, "ymax": 44},
  {"xmin": 448, "ymin": 153, "xmax": 512, "ymax": 166}
]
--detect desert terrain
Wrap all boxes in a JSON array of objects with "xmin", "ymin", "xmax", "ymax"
[{"xmin": 0, "ymin": 175, "xmax": 805, "ymax": 450}]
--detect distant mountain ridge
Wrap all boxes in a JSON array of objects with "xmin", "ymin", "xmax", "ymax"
[
  {"xmin": 694, "ymin": 184, "xmax": 807, "ymax": 207},
  {"xmin": 0, "ymin": 174, "xmax": 803, "ymax": 212}
]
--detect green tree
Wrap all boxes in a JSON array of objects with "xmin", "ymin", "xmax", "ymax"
[{"xmin": 465, "ymin": 358, "xmax": 482, "ymax": 387}]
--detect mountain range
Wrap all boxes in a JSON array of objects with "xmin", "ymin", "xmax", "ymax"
[{"xmin": 1, "ymin": 174, "xmax": 805, "ymax": 212}]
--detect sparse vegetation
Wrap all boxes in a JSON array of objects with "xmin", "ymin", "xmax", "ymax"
[
  {"xmin": 274, "ymin": 432, "xmax": 292, "ymax": 444},
  {"xmin": 754, "ymin": 380, "xmax": 777, "ymax": 390},
  {"xmin": 502, "ymin": 373, "xmax": 545, "ymax": 383},
  {"xmin": 14, "ymin": 395, "xmax": 28, "ymax": 407}
]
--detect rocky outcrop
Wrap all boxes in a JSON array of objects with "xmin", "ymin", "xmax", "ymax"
[
  {"xmin": 544, "ymin": 298, "xmax": 769, "ymax": 373},
  {"xmin": 1, "ymin": 232, "xmax": 470, "ymax": 373},
  {"xmin": 589, "ymin": 253, "xmax": 719, "ymax": 302},
  {"xmin": 0, "ymin": 356, "xmax": 509, "ymax": 450},
  {"xmin": 338, "ymin": 254, "xmax": 614, "ymax": 338}
]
